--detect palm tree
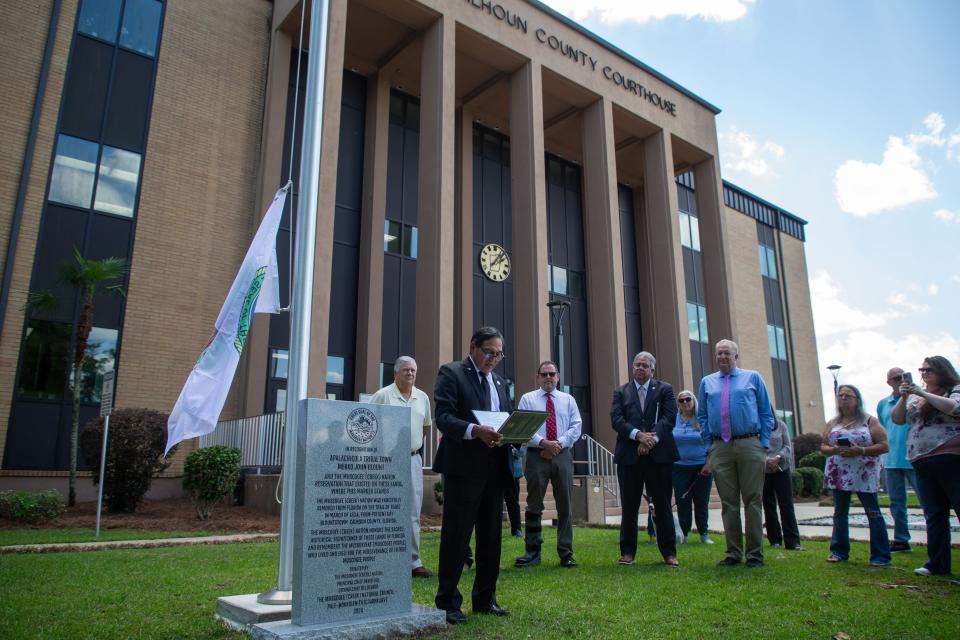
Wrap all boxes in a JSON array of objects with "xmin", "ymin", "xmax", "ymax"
[{"xmin": 27, "ymin": 249, "xmax": 125, "ymax": 506}]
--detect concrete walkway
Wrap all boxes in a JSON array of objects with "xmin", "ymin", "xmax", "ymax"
[{"xmin": 0, "ymin": 532, "xmax": 278, "ymax": 554}]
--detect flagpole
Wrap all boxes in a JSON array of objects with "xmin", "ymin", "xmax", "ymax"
[{"xmin": 258, "ymin": 0, "xmax": 331, "ymax": 606}]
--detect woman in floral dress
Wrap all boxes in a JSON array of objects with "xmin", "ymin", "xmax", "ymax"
[{"xmin": 821, "ymin": 384, "xmax": 891, "ymax": 566}]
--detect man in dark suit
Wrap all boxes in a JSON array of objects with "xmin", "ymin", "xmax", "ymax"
[
  {"xmin": 433, "ymin": 327, "xmax": 513, "ymax": 625},
  {"xmin": 611, "ymin": 351, "xmax": 680, "ymax": 566}
]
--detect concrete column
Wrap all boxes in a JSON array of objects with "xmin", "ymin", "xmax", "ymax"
[
  {"xmin": 581, "ymin": 98, "xmax": 628, "ymax": 451},
  {"xmin": 414, "ymin": 15, "xmax": 457, "ymax": 397},
  {"xmin": 306, "ymin": 0, "xmax": 347, "ymax": 397},
  {"xmin": 239, "ymin": 17, "xmax": 292, "ymax": 417},
  {"xmin": 509, "ymin": 61, "xmax": 551, "ymax": 398},
  {"xmin": 639, "ymin": 130, "xmax": 689, "ymax": 389},
  {"xmin": 454, "ymin": 106, "xmax": 474, "ymax": 352},
  {"xmin": 354, "ymin": 71, "xmax": 391, "ymax": 396},
  {"xmin": 693, "ymin": 156, "xmax": 735, "ymax": 344}
]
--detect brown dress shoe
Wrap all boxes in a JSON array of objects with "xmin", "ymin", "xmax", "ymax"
[
  {"xmin": 617, "ymin": 554, "xmax": 635, "ymax": 565},
  {"xmin": 412, "ymin": 566, "xmax": 433, "ymax": 578},
  {"xmin": 664, "ymin": 556, "xmax": 679, "ymax": 567}
]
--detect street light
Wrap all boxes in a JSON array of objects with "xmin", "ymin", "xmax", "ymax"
[
  {"xmin": 827, "ymin": 364, "xmax": 841, "ymax": 398},
  {"xmin": 546, "ymin": 299, "xmax": 571, "ymax": 388}
]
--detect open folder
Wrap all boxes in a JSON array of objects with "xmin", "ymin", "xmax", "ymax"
[{"xmin": 472, "ymin": 410, "xmax": 549, "ymax": 444}]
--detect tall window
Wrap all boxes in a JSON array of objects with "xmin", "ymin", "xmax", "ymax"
[{"xmin": 676, "ymin": 173, "xmax": 710, "ymax": 386}]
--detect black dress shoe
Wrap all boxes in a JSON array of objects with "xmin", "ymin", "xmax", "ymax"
[
  {"xmin": 514, "ymin": 551, "xmax": 540, "ymax": 567},
  {"xmin": 445, "ymin": 610, "xmax": 467, "ymax": 625},
  {"xmin": 745, "ymin": 559, "xmax": 764, "ymax": 568},
  {"xmin": 890, "ymin": 541, "xmax": 912, "ymax": 552},
  {"xmin": 560, "ymin": 555, "xmax": 577, "ymax": 568},
  {"xmin": 475, "ymin": 602, "xmax": 510, "ymax": 616},
  {"xmin": 717, "ymin": 557, "xmax": 740, "ymax": 566}
]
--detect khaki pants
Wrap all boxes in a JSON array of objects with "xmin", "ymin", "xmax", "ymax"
[{"xmin": 710, "ymin": 437, "xmax": 767, "ymax": 562}]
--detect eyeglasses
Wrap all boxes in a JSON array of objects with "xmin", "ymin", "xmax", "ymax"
[
  {"xmin": 678, "ymin": 398, "xmax": 692, "ymax": 404},
  {"xmin": 837, "ymin": 394, "xmax": 855, "ymax": 400},
  {"xmin": 887, "ymin": 374, "xmax": 903, "ymax": 382},
  {"xmin": 632, "ymin": 362, "xmax": 651, "ymax": 370},
  {"xmin": 481, "ymin": 348, "xmax": 505, "ymax": 361},
  {"xmin": 539, "ymin": 371, "xmax": 558, "ymax": 377},
  {"xmin": 918, "ymin": 367, "xmax": 934, "ymax": 374}
]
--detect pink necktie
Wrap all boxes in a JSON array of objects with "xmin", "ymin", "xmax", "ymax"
[
  {"xmin": 720, "ymin": 375, "xmax": 732, "ymax": 442},
  {"xmin": 545, "ymin": 393, "xmax": 557, "ymax": 441}
]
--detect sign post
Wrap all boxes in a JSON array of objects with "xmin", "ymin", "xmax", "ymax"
[{"xmin": 95, "ymin": 371, "xmax": 115, "ymax": 537}]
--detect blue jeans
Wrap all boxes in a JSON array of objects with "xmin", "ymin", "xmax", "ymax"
[
  {"xmin": 830, "ymin": 490, "xmax": 891, "ymax": 564},
  {"xmin": 672, "ymin": 464, "xmax": 712, "ymax": 536},
  {"xmin": 913, "ymin": 454, "xmax": 960, "ymax": 575},
  {"xmin": 885, "ymin": 467, "xmax": 919, "ymax": 544}
]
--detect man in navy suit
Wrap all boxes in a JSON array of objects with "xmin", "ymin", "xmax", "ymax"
[
  {"xmin": 432, "ymin": 327, "xmax": 514, "ymax": 624},
  {"xmin": 611, "ymin": 351, "xmax": 680, "ymax": 566}
]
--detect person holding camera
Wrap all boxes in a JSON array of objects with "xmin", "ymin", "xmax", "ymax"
[{"xmin": 821, "ymin": 384, "xmax": 890, "ymax": 566}]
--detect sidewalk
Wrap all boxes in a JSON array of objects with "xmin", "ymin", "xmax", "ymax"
[{"xmin": 0, "ymin": 532, "xmax": 278, "ymax": 554}]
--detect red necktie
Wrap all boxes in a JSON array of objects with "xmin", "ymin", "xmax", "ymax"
[{"xmin": 545, "ymin": 393, "xmax": 557, "ymax": 441}]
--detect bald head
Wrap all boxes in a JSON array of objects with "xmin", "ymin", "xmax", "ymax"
[{"xmin": 885, "ymin": 367, "xmax": 904, "ymax": 394}]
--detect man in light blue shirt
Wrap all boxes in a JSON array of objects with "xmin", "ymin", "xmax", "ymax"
[
  {"xmin": 698, "ymin": 339, "xmax": 774, "ymax": 568},
  {"xmin": 876, "ymin": 367, "xmax": 920, "ymax": 552}
]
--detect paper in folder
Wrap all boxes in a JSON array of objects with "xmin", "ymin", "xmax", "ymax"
[{"xmin": 472, "ymin": 410, "xmax": 548, "ymax": 444}]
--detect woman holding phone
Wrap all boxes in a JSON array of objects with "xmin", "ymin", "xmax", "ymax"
[
  {"xmin": 821, "ymin": 384, "xmax": 891, "ymax": 566},
  {"xmin": 891, "ymin": 355, "xmax": 960, "ymax": 577}
]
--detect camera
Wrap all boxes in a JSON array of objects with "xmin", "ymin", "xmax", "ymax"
[{"xmin": 837, "ymin": 436, "xmax": 852, "ymax": 447}]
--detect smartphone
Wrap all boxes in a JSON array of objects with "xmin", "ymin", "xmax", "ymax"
[
  {"xmin": 903, "ymin": 372, "xmax": 913, "ymax": 384},
  {"xmin": 837, "ymin": 436, "xmax": 852, "ymax": 447}
]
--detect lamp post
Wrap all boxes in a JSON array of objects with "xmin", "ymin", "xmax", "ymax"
[
  {"xmin": 546, "ymin": 299, "xmax": 570, "ymax": 385},
  {"xmin": 827, "ymin": 364, "xmax": 841, "ymax": 398}
]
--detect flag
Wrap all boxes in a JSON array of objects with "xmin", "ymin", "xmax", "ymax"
[{"xmin": 165, "ymin": 187, "xmax": 288, "ymax": 455}]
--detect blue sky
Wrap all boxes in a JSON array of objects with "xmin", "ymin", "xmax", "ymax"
[{"xmin": 541, "ymin": 0, "xmax": 960, "ymax": 420}]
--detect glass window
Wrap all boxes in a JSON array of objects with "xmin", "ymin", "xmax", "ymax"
[
  {"xmin": 567, "ymin": 270, "xmax": 585, "ymax": 299},
  {"xmin": 93, "ymin": 146, "xmax": 141, "ymax": 216},
  {"xmin": 776, "ymin": 410, "xmax": 796, "ymax": 438},
  {"xmin": 767, "ymin": 324, "xmax": 787, "ymax": 360},
  {"xmin": 119, "ymin": 0, "xmax": 162, "ymax": 57},
  {"xmin": 767, "ymin": 324, "xmax": 778, "ymax": 359},
  {"xmin": 678, "ymin": 212, "xmax": 691, "ymax": 248},
  {"xmin": 327, "ymin": 355, "xmax": 345, "ymax": 384},
  {"xmin": 766, "ymin": 246, "xmax": 778, "ymax": 280},
  {"xmin": 270, "ymin": 348, "xmax": 288, "ymax": 379},
  {"xmin": 384, "ymin": 219, "xmax": 401, "ymax": 254},
  {"xmin": 70, "ymin": 327, "xmax": 118, "ymax": 403},
  {"xmin": 550, "ymin": 265, "xmax": 567, "ymax": 295},
  {"xmin": 776, "ymin": 326, "xmax": 787, "ymax": 360},
  {"xmin": 689, "ymin": 215, "xmax": 701, "ymax": 252},
  {"xmin": 275, "ymin": 387, "xmax": 287, "ymax": 413},
  {"xmin": 687, "ymin": 302, "xmax": 700, "ymax": 342},
  {"xmin": 403, "ymin": 225, "xmax": 418, "ymax": 259},
  {"xmin": 379, "ymin": 361, "xmax": 394, "ymax": 388},
  {"xmin": 18, "ymin": 320, "xmax": 72, "ymax": 400},
  {"xmin": 78, "ymin": 0, "xmax": 122, "ymax": 42},
  {"xmin": 758, "ymin": 245, "xmax": 769, "ymax": 278},
  {"xmin": 697, "ymin": 304, "xmax": 708, "ymax": 344},
  {"xmin": 48, "ymin": 135, "xmax": 99, "ymax": 208}
]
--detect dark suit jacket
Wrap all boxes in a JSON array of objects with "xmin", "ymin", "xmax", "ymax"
[
  {"xmin": 610, "ymin": 378, "xmax": 679, "ymax": 465},
  {"xmin": 432, "ymin": 357, "xmax": 513, "ymax": 480}
]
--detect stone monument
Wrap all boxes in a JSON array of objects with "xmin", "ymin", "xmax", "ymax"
[{"xmin": 251, "ymin": 399, "xmax": 445, "ymax": 639}]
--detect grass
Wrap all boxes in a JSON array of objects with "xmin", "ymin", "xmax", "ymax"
[
  {"xmin": 876, "ymin": 493, "xmax": 924, "ymax": 509},
  {"xmin": 0, "ymin": 528, "xmax": 215, "ymax": 546},
  {"xmin": 1, "ymin": 528, "xmax": 957, "ymax": 639}
]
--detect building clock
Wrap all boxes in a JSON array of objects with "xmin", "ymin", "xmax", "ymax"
[{"xmin": 479, "ymin": 243, "xmax": 511, "ymax": 282}]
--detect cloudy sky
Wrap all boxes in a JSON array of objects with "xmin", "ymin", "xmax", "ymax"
[{"xmin": 540, "ymin": 0, "xmax": 960, "ymax": 421}]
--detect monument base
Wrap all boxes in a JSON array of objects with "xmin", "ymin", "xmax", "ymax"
[
  {"xmin": 250, "ymin": 604, "xmax": 446, "ymax": 640},
  {"xmin": 215, "ymin": 593, "xmax": 292, "ymax": 630}
]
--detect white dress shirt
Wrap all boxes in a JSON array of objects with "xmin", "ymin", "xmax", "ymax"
[{"xmin": 518, "ymin": 388, "xmax": 583, "ymax": 450}]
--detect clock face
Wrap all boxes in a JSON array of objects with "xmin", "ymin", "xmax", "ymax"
[{"xmin": 479, "ymin": 243, "xmax": 511, "ymax": 282}]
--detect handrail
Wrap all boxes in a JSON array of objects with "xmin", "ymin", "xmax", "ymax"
[{"xmin": 572, "ymin": 433, "xmax": 619, "ymax": 507}]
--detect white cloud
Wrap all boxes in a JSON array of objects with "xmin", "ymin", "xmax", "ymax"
[
  {"xmin": 948, "ymin": 129, "xmax": 960, "ymax": 161},
  {"xmin": 934, "ymin": 208, "xmax": 959, "ymax": 223},
  {"xmin": 809, "ymin": 270, "xmax": 894, "ymax": 337},
  {"xmin": 833, "ymin": 113, "xmax": 951, "ymax": 217},
  {"xmin": 541, "ymin": 0, "xmax": 754, "ymax": 24},
  {"xmin": 953, "ymin": 275, "xmax": 960, "ymax": 285},
  {"xmin": 887, "ymin": 292, "xmax": 930, "ymax": 313},
  {"xmin": 718, "ymin": 125, "xmax": 785, "ymax": 177},
  {"xmin": 928, "ymin": 284, "xmax": 939, "ymax": 296},
  {"xmin": 818, "ymin": 330, "xmax": 960, "ymax": 424}
]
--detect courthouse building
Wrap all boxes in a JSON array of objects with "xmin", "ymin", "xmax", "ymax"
[{"xmin": 0, "ymin": 0, "xmax": 822, "ymax": 489}]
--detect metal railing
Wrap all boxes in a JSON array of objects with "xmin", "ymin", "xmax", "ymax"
[
  {"xmin": 201, "ymin": 411, "xmax": 442, "ymax": 471},
  {"xmin": 573, "ymin": 433, "xmax": 620, "ymax": 507},
  {"xmin": 199, "ymin": 412, "xmax": 285, "ymax": 468}
]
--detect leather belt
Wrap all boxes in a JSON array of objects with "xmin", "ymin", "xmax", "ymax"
[{"xmin": 713, "ymin": 432, "xmax": 759, "ymax": 441}]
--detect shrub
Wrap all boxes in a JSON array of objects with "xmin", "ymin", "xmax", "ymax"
[
  {"xmin": 790, "ymin": 470, "xmax": 804, "ymax": 498},
  {"xmin": 798, "ymin": 451, "xmax": 826, "ymax": 472},
  {"xmin": 795, "ymin": 466, "xmax": 824, "ymax": 497},
  {"xmin": 0, "ymin": 490, "xmax": 65, "ymax": 524},
  {"xmin": 78, "ymin": 408, "xmax": 173, "ymax": 513},
  {"xmin": 793, "ymin": 432, "xmax": 823, "ymax": 466},
  {"xmin": 433, "ymin": 479, "xmax": 444, "ymax": 506},
  {"xmin": 183, "ymin": 446, "xmax": 241, "ymax": 520}
]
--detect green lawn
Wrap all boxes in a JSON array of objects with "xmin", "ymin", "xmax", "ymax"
[
  {"xmin": 876, "ymin": 493, "xmax": 924, "ymax": 509},
  {"xmin": 0, "ymin": 528, "xmax": 214, "ymax": 546},
  {"xmin": 1, "ymin": 528, "xmax": 957, "ymax": 639}
]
